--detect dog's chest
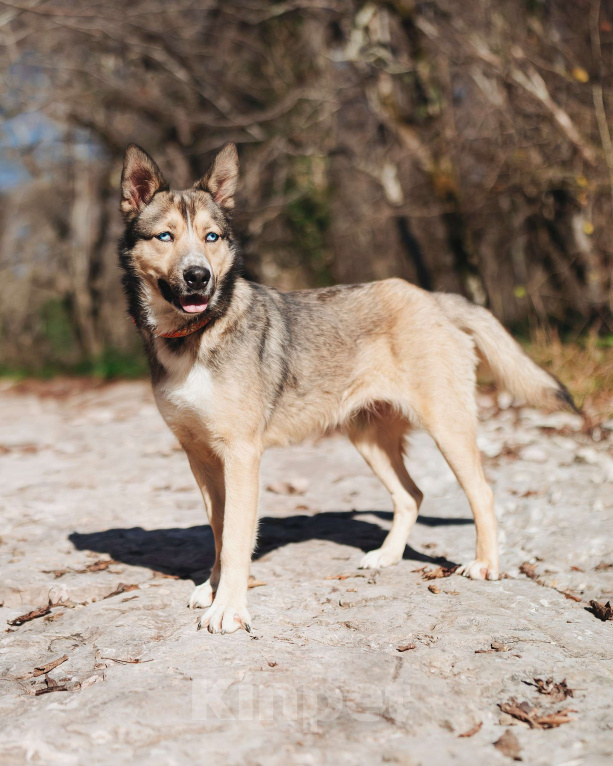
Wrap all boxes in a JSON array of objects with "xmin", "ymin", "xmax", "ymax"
[{"xmin": 154, "ymin": 359, "xmax": 216, "ymax": 432}]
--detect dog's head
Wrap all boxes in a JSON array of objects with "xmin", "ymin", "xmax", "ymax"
[{"xmin": 118, "ymin": 143, "xmax": 241, "ymax": 331}]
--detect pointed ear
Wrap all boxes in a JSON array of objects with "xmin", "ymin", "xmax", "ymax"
[
  {"xmin": 121, "ymin": 144, "xmax": 168, "ymax": 218},
  {"xmin": 195, "ymin": 143, "xmax": 239, "ymax": 210}
]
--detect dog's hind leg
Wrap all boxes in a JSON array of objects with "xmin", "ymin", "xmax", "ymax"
[
  {"xmin": 347, "ymin": 415, "xmax": 423, "ymax": 570},
  {"xmin": 185, "ymin": 450, "xmax": 226, "ymax": 609},
  {"xmin": 425, "ymin": 409, "xmax": 499, "ymax": 580}
]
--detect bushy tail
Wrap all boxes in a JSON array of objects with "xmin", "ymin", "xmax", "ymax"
[{"xmin": 435, "ymin": 293, "xmax": 579, "ymax": 413}]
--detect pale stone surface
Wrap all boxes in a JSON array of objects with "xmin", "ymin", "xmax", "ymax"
[{"xmin": 0, "ymin": 381, "xmax": 611, "ymax": 765}]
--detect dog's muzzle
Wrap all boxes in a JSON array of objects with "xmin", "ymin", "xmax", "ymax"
[
  {"xmin": 183, "ymin": 265, "xmax": 211, "ymax": 291},
  {"xmin": 159, "ymin": 255, "xmax": 215, "ymax": 315}
]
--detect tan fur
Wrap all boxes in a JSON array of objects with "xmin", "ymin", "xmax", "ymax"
[
  {"xmin": 435, "ymin": 293, "xmax": 566, "ymax": 411},
  {"xmin": 119, "ymin": 144, "xmax": 576, "ymax": 634}
]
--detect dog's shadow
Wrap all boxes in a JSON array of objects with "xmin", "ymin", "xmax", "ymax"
[{"xmin": 69, "ymin": 511, "xmax": 472, "ymax": 584}]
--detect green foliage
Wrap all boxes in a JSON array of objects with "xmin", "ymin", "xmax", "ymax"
[
  {"xmin": 40, "ymin": 297, "xmax": 75, "ymax": 354},
  {"xmin": 0, "ymin": 298, "xmax": 148, "ymax": 379},
  {"xmin": 73, "ymin": 347, "xmax": 148, "ymax": 379},
  {"xmin": 0, "ymin": 347, "xmax": 148, "ymax": 380},
  {"xmin": 285, "ymin": 159, "xmax": 332, "ymax": 286}
]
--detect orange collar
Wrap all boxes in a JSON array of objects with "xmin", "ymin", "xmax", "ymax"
[{"xmin": 131, "ymin": 313, "xmax": 211, "ymax": 338}]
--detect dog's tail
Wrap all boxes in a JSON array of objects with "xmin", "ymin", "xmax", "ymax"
[{"xmin": 435, "ymin": 293, "xmax": 579, "ymax": 413}]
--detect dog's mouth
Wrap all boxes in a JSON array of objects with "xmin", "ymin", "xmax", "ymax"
[
  {"xmin": 179, "ymin": 295, "xmax": 208, "ymax": 314},
  {"xmin": 158, "ymin": 279, "xmax": 210, "ymax": 315}
]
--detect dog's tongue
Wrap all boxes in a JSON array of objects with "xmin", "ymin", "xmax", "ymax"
[{"xmin": 180, "ymin": 296, "xmax": 208, "ymax": 314}]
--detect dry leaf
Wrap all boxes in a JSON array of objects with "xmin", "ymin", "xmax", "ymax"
[
  {"xmin": 499, "ymin": 699, "xmax": 538, "ymax": 727},
  {"xmin": 248, "ymin": 576, "xmax": 267, "ymax": 589},
  {"xmin": 494, "ymin": 729, "xmax": 522, "ymax": 760},
  {"xmin": 518, "ymin": 562, "xmax": 586, "ymax": 604},
  {"xmin": 80, "ymin": 559, "xmax": 115, "ymax": 573},
  {"xmin": 595, "ymin": 561, "xmax": 613, "ymax": 571},
  {"xmin": 423, "ymin": 566, "xmax": 459, "ymax": 581},
  {"xmin": 458, "ymin": 721, "xmax": 482, "ymax": 738},
  {"xmin": 536, "ymin": 709, "xmax": 576, "ymax": 728},
  {"xmin": 42, "ymin": 569, "xmax": 70, "ymax": 579},
  {"xmin": 7, "ymin": 605, "xmax": 51, "ymax": 626},
  {"xmin": 0, "ymin": 442, "xmax": 40, "ymax": 455},
  {"xmin": 477, "ymin": 641, "xmax": 511, "ymax": 653},
  {"xmin": 397, "ymin": 643, "xmax": 416, "ymax": 652},
  {"xmin": 43, "ymin": 612, "xmax": 64, "ymax": 623},
  {"xmin": 527, "ymin": 678, "xmax": 573, "ymax": 703},
  {"xmin": 491, "ymin": 641, "xmax": 511, "ymax": 652},
  {"xmin": 519, "ymin": 562, "xmax": 538, "ymax": 580},
  {"xmin": 561, "ymin": 591, "xmax": 582, "ymax": 603},
  {"xmin": 428, "ymin": 584, "xmax": 440, "ymax": 594},
  {"xmin": 499, "ymin": 698, "xmax": 575, "ymax": 729},
  {"xmin": 588, "ymin": 600, "xmax": 613, "ymax": 621}
]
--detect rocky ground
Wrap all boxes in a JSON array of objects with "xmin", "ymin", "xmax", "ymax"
[{"xmin": 0, "ymin": 380, "xmax": 612, "ymax": 765}]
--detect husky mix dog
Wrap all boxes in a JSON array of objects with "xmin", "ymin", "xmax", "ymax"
[{"xmin": 118, "ymin": 143, "xmax": 577, "ymax": 634}]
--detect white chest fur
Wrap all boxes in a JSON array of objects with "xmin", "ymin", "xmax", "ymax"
[{"xmin": 154, "ymin": 348, "xmax": 216, "ymax": 432}]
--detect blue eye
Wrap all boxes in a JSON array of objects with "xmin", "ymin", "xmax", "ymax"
[
  {"xmin": 205, "ymin": 232, "xmax": 220, "ymax": 243},
  {"xmin": 156, "ymin": 232, "xmax": 173, "ymax": 242}
]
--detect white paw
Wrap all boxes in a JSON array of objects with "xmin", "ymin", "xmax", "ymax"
[
  {"xmin": 188, "ymin": 579, "xmax": 216, "ymax": 609},
  {"xmin": 457, "ymin": 560, "xmax": 499, "ymax": 581},
  {"xmin": 358, "ymin": 547, "xmax": 403, "ymax": 570},
  {"xmin": 197, "ymin": 599, "xmax": 251, "ymax": 634}
]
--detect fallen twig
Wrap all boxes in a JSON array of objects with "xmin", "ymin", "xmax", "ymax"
[
  {"xmin": 34, "ymin": 675, "xmax": 69, "ymax": 696},
  {"xmin": 16, "ymin": 654, "xmax": 69, "ymax": 679},
  {"xmin": 458, "ymin": 721, "xmax": 482, "ymax": 738},
  {"xmin": 103, "ymin": 583, "xmax": 139, "ymax": 599},
  {"xmin": 7, "ymin": 605, "xmax": 51, "ymax": 626}
]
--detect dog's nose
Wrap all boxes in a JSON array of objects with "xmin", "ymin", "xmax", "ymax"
[{"xmin": 183, "ymin": 266, "xmax": 211, "ymax": 289}]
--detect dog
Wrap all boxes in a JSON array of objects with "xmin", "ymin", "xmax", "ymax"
[{"xmin": 118, "ymin": 142, "xmax": 577, "ymax": 634}]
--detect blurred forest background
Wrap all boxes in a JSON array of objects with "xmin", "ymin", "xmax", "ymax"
[{"xmin": 0, "ymin": 0, "xmax": 612, "ymax": 413}]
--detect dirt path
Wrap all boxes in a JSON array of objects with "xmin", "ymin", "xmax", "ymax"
[{"xmin": 0, "ymin": 381, "xmax": 612, "ymax": 765}]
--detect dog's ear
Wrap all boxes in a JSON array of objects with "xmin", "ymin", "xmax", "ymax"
[
  {"xmin": 121, "ymin": 145, "xmax": 168, "ymax": 218},
  {"xmin": 195, "ymin": 143, "xmax": 239, "ymax": 210}
]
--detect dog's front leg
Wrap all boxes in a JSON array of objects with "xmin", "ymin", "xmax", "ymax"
[
  {"xmin": 185, "ymin": 450, "xmax": 225, "ymax": 610},
  {"xmin": 197, "ymin": 444, "xmax": 261, "ymax": 634}
]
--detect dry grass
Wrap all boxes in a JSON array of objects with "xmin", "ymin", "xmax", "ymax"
[{"xmin": 524, "ymin": 332, "xmax": 613, "ymax": 424}]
